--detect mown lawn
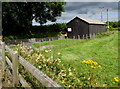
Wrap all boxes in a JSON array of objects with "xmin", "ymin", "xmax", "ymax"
[{"xmin": 33, "ymin": 31, "xmax": 118, "ymax": 87}]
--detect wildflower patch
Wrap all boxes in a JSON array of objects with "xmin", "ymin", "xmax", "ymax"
[{"xmin": 82, "ymin": 60, "xmax": 102, "ymax": 69}]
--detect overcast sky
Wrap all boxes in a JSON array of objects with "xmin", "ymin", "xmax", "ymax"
[{"xmin": 32, "ymin": 2, "xmax": 118, "ymax": 26}]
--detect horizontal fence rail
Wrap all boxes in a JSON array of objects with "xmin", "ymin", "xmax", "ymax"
[
  {"xmin": 2, "ymin": 42, "xmax": 63, "ymax": 88},
  {"xmin": 2, "ymin": 31, "xmax": 112, "ymax": 87},
  {"xmin": 2, "ymin": 31, "xmax": 115, "ymax": 87},
  {"xmin": 5, "ymin": 31, "xmax": 114, "ymax": 45},
  {"xmin": 4, "ymin": 33, "xmax": 97, "ymax": 45},
  {"xmin": 5, "ymin": 56, "xmax": 31, "ymax": 88},
  {"xmin": 19, "ymin": 56, "xmax": 62, "ymax": 87},
  {"xmin": 5, "ymin": 36, "xmax": 66, "ymax": 45},
  {"xmin": 4, "ymin": 33, "xmax": 99, "ymax": 45}
]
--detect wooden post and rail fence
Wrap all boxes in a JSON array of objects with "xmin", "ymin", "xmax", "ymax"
[
  {"xmin": 1, "ymin": 31, "xmax": 113, "ymax": 88},
  {"xmin": 1, "ymin": 33, "xmax": 97, "ymax": 88},
  {"xmin": 1, "ymin": 42, "xmax": 63, "ymax": 88},
  {"xmin": 1, "ymin": 33, "xmax": 97, "ymax": 87}
]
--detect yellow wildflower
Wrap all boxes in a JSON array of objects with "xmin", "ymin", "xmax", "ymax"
[
  {"xmin": 82, "ymin": 60, "xmax": 97, "ymax": 65},
  {"xmin": 98, "ymin": 65, "xmax": 102, "ymax": 69},
  {"xmin": 93, "ymin": 62, "xmax": 98, "ymax": 65},
  {"xmin": 91, "ymin": 66, "xmax": 96, "ymax": 69},
  {"xmin": 82, "ymin": 60, "xmax": 102, "ymax": 69},
  {"xmin": 114, "ymin": 77, "xmax": 120, "ymax": 82},
  {"xmin": 82, "ymin": 60, "xmax": 86, "ymax": 63}
]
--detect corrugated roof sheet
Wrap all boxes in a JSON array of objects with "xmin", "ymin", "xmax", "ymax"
[{"xmin": 77, "ymin": 16, "xmax": 106, "ymax": 24}]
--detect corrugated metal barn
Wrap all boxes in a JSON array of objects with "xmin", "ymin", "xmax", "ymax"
[{"xmin": 67, "ymin": 16, "xmax": 106, "ymax": 38}]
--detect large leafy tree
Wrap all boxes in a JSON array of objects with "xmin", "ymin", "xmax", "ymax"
[{"xmin": 2, "ymin": 2, "xmax": 66, "ymax": 36}]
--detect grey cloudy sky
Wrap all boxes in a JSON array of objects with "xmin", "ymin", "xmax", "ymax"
[{"xmin": 32, "ymin": 2, "xmax": 118, "ymax": 25}]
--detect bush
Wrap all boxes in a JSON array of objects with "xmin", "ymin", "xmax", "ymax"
[
  {"xmin": 96, "ymin": 31, "xmax": 115, "ymax": 38},
  {"xmin": 106, "ymin": 26, "xmax": 119, "ymax": 31},
  {"xmin": 106, "ymin": 21, "xmax": 119, "ymax": 31},
  {"xmin": 31, "ymin": 23, "xmax": 67, "ymax": 33},
  {"xmin": 3, "ymin": 23, "xmax": 67, "ymax": 41},
  {"xmin": 108, "ymin": 22, "xmax": 118, "ymax": 28}
]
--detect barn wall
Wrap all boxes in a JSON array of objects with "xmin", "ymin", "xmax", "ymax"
[
  {"xmin": 67, "ymin": 18, "xmax": 89, "ymax": 37},
  {"xmin": 77, "ymin": 19, "xmax": 89, "ymax": 35},
  {"xmin": 89, "ymin": 24, "xmax": 106, "ymax": 34},
  {"xmin": 67, "ymin": 18, "xmax": 77, "ymax": 37}
]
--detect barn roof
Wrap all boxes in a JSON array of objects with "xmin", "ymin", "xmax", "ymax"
[{"xmin": 69, "ymin": 16, "xmax": 106, "ymax": 25}]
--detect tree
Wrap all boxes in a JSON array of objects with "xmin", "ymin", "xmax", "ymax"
[
  {"xmin": 2, "ymin": 2, "xmax": 66, "ymax": 36},
  {"xmin": 112, "ymin": 23, "xmax": 117, "ymax": 28}
]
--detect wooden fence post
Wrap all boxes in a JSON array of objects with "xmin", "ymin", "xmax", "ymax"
[
  {"xmin": 73, "ymin": 36, "xmax": 75, "ymax": 39},
  {"xmin": 42, "ymin": 39, "xmax": 44, "ymax": 42},
  {"xmin": 89, "ymin": 33, "xmax": 92, "ymax": 39},
  {"xmin": 12, "ymin": 51, "xmax": 19, "ymax": 87},
  {"xmin": 83, "ymin": 35, "xmax": 84, "ymax": 39},
  {"xmin": 86, "ymin": 34, "xmax": 88, "ymax": 39},
  {"xmin": 43, "ymin": 38, "xmax": 45, "ymax": 42},
  {"xmin": 1, "ymin": 42, "xmax": 5, "ymax": 76},
  {"xmin": 78, "ymin": 35, "xmax": 80, "ymax": 39},
  {"xmin": 93, "ymin": 33, "xmax": 96, "ymax": 38},
  {"xmin": 52, "ymin": 37, "xmax": 53, "ymax": 41}
]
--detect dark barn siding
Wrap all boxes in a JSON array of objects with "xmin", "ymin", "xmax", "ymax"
[
  {"xmin": 89, "ymin": 24, "xmax": 106, "ymax": 34},
  {"xmin": 77, "ymin": 18, "xmax": 89, "ymax": 35},
  {"xmin": 67, "ymin": 17, "xmax": 106, "ymax": 38},
  {"xmin": 67, "ymin": 18, "xmax": 89, "ymax": 37}
]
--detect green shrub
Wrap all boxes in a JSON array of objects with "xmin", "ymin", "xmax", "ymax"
[
  {"xmin": 96, "ymin": 31, "xmax": 115, "ymax": 38},
  {"xmin": 4, "ymin": 23, "xmax": 67, "ymax": 41},
  {"xmin": 31, "ymin": 23, "xmax": 67, "ymax": 33},
  {"xmin": 108, "ymin": 21, "xmax": 118, "ymax": 28},
  {"xmin": 106, "ymin": 26, "xmax": 119, "ymax": 31},
  {"xmin": 111, "ymin": 28, "xmax": 119, "ymax": 31}
]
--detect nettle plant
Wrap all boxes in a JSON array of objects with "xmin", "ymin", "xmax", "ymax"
[{"xmin": 12, "ymin": 44, "xmax": 90, "ymax": 87}]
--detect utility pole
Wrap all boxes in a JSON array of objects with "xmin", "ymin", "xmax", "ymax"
[
  {"xmin": 107, "ymin": 9, "xmax": 109, "ymax": 29},
  {"xmin": 99, "ymin": 7, "xmax": 104, "ymax": 22}
]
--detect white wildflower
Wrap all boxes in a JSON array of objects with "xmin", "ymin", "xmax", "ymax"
[
  {"xmin": 51, "ymin": 56, "xmax": 53, "ymax": 59},
  {"xmin": 38, "ymin": 66, "xmax": 41, "ymax": 69},
  {"xmin": 58, "ymin": 52, "xmax": 61, "ymax": 55},
  {"xmin": 45, "ymin": 50, "xmax": 49, "ymax": 53},
  {"xmin": 69, "ymin": 72, "xmax": 73, "ymax": 76},
  {"xmin": 36, "ymin": 59, "xmax": 38, "ymax": 62}
]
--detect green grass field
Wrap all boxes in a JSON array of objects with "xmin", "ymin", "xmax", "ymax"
[{"xmin": 33, "ymin": 31, "xmax": 118, "ymax": 87}]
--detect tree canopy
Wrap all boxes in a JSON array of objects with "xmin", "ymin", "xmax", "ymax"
[
  {"xmin": 2, "ymin": 2, "xmax": 66, "ymax": 36},
  {"xmin": 108, "ymin": 21, "xmax": 119, "ymax": 28}
]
